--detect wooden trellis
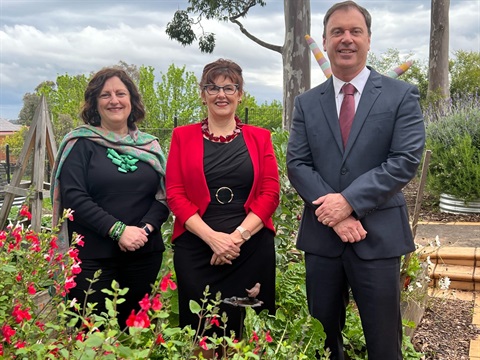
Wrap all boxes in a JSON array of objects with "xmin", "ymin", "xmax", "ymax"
[{"xmin": 0, "ymin": 96, "xmax": 57, "ymax": 231}]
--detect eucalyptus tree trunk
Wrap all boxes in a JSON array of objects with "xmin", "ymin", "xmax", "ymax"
[
  {"xmin": 282, "ymin": 0, "xmax": 311, "ymax": 130},
  {"xmin": 166, "ymin": 0, "xmax": 312, "ymax": 130},
  {"xmin": 428, "ymin": 0, "xmax": 450, "ymax": 106}
]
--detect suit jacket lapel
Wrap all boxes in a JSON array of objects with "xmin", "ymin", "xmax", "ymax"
[
  {"xmin": 319, "ymin": 79, "xmax": 344, "ymax": 153},
  {"xmin": 344, "ymin": 69, "xmax": 382, "ymax": 156}
]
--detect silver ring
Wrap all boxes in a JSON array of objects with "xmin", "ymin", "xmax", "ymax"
[
  {"xmin": 226, "ymin": 254, "xmax": 231, "ymax": 259},
  {"xmin": 215, "ymin": 187, "xmax": 234, "ymax": 204}
]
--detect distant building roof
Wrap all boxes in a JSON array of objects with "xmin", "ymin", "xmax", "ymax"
[{"xmin": 0, "ymin": 118, "xmax": 22, "ymax": 133}]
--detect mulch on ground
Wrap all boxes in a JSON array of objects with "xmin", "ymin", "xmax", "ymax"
[
  {"xmin": 412, "ymin": 297, "xmax": 480, "ymax": 359},
  {"xmin": 404, "ymin": 179, "xmax": 480, "ymax": 359}
]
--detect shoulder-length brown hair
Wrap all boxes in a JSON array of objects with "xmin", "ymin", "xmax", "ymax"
[
  {"xmin": 81, "ymin": 67, "xmax": 145, "ymax": 128},
  {"xmin": 199, "ymin": 58, "xmax": 244, "ymax": 93}
]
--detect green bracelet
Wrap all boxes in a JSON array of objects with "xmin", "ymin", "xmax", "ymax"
[{"xmin": 110, "ymin": 221, "xmax": 126, "ymax": 241}]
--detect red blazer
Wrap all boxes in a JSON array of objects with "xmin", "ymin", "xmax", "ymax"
[{"xmin": 166, "ymin": 123, "xmax": 280, "ymax": 241}]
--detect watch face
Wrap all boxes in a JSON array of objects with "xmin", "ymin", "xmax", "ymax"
[{"xmin": 242, "ymin": 230, "xmax": 251, "ymax": 240}]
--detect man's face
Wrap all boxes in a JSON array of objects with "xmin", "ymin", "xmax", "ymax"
[{"xmin": 323, "ymin": 7, "xmax": 371, "ymax": 81}]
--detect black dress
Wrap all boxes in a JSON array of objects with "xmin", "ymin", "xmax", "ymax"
[
  {"xmin": 60, "ymin": 138, "xmax": 169, "ymax": 327},
  {"xmin": 173, "ymin": 135, "xmax": 276, "ymax": 338}
]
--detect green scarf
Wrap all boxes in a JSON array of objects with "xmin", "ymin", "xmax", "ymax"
[{"xmin": 50, "ymin": 125, "xmax": 166, "ymax": 252}]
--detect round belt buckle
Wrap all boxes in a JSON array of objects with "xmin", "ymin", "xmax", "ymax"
[{"xmin": 215, "ymin": 187, "xmax": 234, "ymax": 204}]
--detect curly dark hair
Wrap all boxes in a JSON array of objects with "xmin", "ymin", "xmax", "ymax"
[
  {"xmin": 199, "ymin": 58, "xmax": 244, "ymax": 93},
  {"xmin": 81, "ymin": 67, "xmax": 145, "ymax": 128}
]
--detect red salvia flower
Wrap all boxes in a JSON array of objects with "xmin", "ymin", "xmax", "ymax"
[
  {"xmin": 160, "ymin": 272, "xmax": 177, "ymax": 292},
  {"xmin": 76, "ymin": 331, "xmax": 85, "ymax": 342},
  {"xmin": 199, "ymin": 336, "xmax": 208, "ymax": 350},
  {"xmin": 126, "ymin": 310, "xmax": 151, "ymax": 328},
  {"xmin": 1, "ymin": 324, "xmax": 16, "ymax": 344},
  {"xmin": 73, "ymin": 234, "xmax": 84, "ymax": 246},
  {"xmin": 19, "ymin": 205, "xmax": 32, "ymax": 220},
  {"xmin": 151, "ymin": 294, "xmax": 162, "ymax": 311},
  {"xmin": 68, "ymin": 248, "xmax": 80, "ymax": 261},
  {"xmin": 210, "ymin": 315, "xmax": 220, "ymax": 327},
  {"xmin": 139, "ymin": 294, "xmax": 151, "ymax": 311},
  {"xmin": 14, "ymin": 340, "xmax": 26, "ymax": 349},
  {"xmin": 64, "ymin": 276, "xmax": 77, "ymax": 293},
  {"xmin": 71, "ymin": 262, "xmax": 82, "ymax": 275},
  {"xmin": 155, "ymin": 334, "xmax": 166, "ymax": 345},
  {"xmin": 28, "ymin": 283, "xmax": 36, "ymax": 295},
  {"xmin": 265, "ymin": 330, "xmax": 273, "ymax": 343},
  {"xmin": 50, "ymin": 237, "xmax": 59, "ymax": 250},
  {"xmin": 249, "ymin": 331, "xmax": 259, "ymax": 343},
  {"xmin": 65, "ymin": 209, "xmax": 74, "ymax": 221},
  {"xmin": 12, "ymin": 304, "xmax": 32, "ymax": 324},
  {"xmin": 35, "ymin": 321, "xmax": 45, "ymax": 331}
]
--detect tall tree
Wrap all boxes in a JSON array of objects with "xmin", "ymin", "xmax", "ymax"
[
  {"xmin": 449, "ymin": 50, "xmax": 480, "ymax": 100},
  {"xmin": 155, "ymin": 63, "xmax": 202, "ymax": 128},
  {"xmin": 368, "ymin": 49, "xmax": 429, "ymax": 107},
  {"xmin": 428, "ymin": 0, "xmax": 450, "ymax": 103},
  {"xmin": 166, "ymin": 0, "xmax": 311, "ymax": 130}
]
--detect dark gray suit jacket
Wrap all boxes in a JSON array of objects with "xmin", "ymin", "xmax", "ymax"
[{"xmin": 287, "ymin": 68, "xmax": 425, "ymax": 260}]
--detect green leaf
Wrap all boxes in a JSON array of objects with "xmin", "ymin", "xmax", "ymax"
[{"xmin": 189, "ymin": 299, "xmax": 202, "ymax": 314}]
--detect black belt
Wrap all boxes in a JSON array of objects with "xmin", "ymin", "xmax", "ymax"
[{"xmin": 209, "ymin": 187, "xmax": 250, "ymax": 204}]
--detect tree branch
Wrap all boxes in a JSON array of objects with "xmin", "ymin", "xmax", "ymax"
[{"xmin": 228, "ymin": 16, "xmax": 283, "ymax": 53}]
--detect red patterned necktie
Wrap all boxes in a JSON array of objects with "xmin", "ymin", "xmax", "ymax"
[{"xmin": 339, "ymin": 83, "xmax": 356, "ymax": 148}]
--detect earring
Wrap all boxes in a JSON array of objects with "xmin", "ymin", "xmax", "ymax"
[
  {"xmin": 202, "ymin": 100, "xmax": 207, "ymax": 105},
  {"xmin": 238, "ymin": 99, "xmax": 242, "ymax": 104}
]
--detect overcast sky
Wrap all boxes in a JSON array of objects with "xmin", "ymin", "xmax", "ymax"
[{"xmin": 1, "ymin": 0, "xmax": 479, "ymax": 120}]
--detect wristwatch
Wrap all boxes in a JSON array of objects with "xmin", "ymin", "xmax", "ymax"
[
  {"xmin": 141, "ymin": 224, "xmax": 151, "ymax": 236},
  {"xmin": 236, "ymin": 226, "xmax": 251, "ymax": 241}
]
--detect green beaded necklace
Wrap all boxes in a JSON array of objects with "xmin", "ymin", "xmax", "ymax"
[{"xmin": 106, "ymin": 148, "xmax": 139, "ymax": 173}]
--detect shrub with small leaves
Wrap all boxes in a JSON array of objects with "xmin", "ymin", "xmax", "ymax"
[{"xmin": 426, "ymin": 95, "xmax": 480, "ymax": 201}]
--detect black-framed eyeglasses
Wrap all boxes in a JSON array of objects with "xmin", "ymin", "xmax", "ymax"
[{"xmin": 203, "ymin": 84, "xmax": 239, "ymax": 95}]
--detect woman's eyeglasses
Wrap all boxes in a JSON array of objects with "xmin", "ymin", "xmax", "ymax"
[{"xmin": 203, "ymin": 84, "xmax": 239, "ymax": 95}]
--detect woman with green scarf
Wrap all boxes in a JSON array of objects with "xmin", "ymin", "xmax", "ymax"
[{"xmin": 51, "ymin": 68, "xmax": 169, "ymax": 328}]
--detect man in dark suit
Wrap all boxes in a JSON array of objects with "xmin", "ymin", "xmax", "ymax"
[{"xmin": 286, "ymin": 1, "xmax": 425, "ymax": 359}]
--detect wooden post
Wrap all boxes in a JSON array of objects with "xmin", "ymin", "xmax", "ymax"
[{"xmin": 0, "ymin": 96, "xmax": 57, "ymax": 231}]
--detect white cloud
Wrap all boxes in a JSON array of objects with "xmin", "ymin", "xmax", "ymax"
[{"xmin": 0, "ymin": 0, "xmax": 479, "ymax": 120}]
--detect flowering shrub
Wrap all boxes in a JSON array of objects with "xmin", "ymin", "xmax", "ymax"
[
  {"xmin": 0, "ymin": 206, "xmax": 186, "ymax": 359},
  {"xmin": 0, "ymin": 206, "xmax": 330, "ymax": 359}
]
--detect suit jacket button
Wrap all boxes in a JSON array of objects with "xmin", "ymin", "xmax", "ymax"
[{"xmin": 341, "ymin": 168, "xmax": 347, "ymax": 175}]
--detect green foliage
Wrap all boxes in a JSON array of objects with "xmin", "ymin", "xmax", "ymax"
[
  {"xmin": 166, "ymin": 0, "xmax": 266, "ymax": 53},
  {"xmin": 138, "ymin": 66, "xmax": 161, "ymax": 128},
  {"xmin": 155, "ymin": 63, "xmax": 202, "ymax": 128},
  {"xmin": 18, "ymin": 93, "xmax": 41, "ymax": 126},
  {"xmin": 342, "ymin": 305, "xmax": 423, "ymax": 360},
  {"xmin": 342, "ymin": 304, "xmax": 367, "ymax": 359},
  {"xmin": 368, "ymin": 49, "xmax": 429, "ymax": 106},
  {"xmin": 368, "ymin": 49, "xmax": 479, "ymax": 111},
  {"xmin": 0, "ymin": 126, "xmax": 29, "ymax": 157},
  {"xmin": 165, "ymin": 10, "xmax": 197, "ymax": 46},
  {"xmin": 245, "ymin": 100, "xmax": 283, "ymax": 130},
  {"xmin": 37, "ymin": 73, "xmax": 89, "ymax": 144},
  {"xmin": 450, "ymin": 50, "xmax": 480, "ymax": 100},
  {"xmin": 425, "ymin": 96, "xmax": 480, "ymax": 200},
  {"xmin": 244, "ymin": 306, "xmax": 327, "ymax": 359},
  {"xmin": 271, "ymin": 128, "xmax": 304, "ymax": 270}
]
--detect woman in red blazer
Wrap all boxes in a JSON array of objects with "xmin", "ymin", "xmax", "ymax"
[{"xmin": 165, "ymin": 58, "xmax": 280, "ymax": 357}]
